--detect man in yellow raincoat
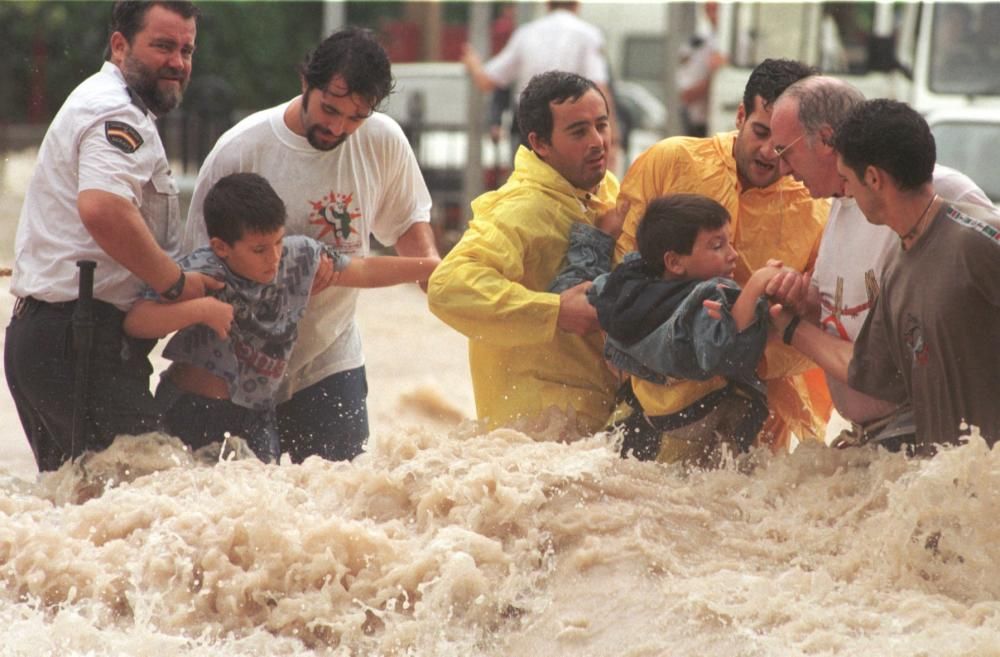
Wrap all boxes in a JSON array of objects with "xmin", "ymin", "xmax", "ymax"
[
  {"xmin": 614, "ymin": 58, "xmax": 831, "ymax": 461},
  {"xmin": 428, "ymin": 71, "xmax": 619, "ymax": 434}
]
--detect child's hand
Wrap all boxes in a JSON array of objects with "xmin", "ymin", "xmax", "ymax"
[
  {"xmin": 197, "ymin": 297, "xmax": 235, "ymax": 339},
  {"xmin": 765, "ymin": 269, "xmax": 811, "ymax": 316},
  {"xmin": 311, "ymin": 253, "xmax": 343, "ymax": 294},
  {"xmin": 743, "ymin": 264, "xmax": 785, "ymax": 298},
  {"xmin": 703, "ymin": 298, "xmax": 723, "ymax": 319},
  {"xmin": 703, "ymin": 280, "xmax": 739, "ymax": 319},
  {"xmin": 596, "ymin": 199, "xmax": 630, "ymax": 239}
]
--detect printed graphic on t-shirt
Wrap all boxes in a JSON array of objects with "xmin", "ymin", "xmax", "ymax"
[
  {"xmin": 309, "ymin": 191, "xmax": 363, "ymax": 250},
  {"xmin": 211, "ymin": 279, "xmax": 297, "ymax": 396},
  {"xmin": 947, "ymin": 205, "xmax": 1000, "ymax": 243},
  {"xmin": 820, "ymin": 271, "xmax": 880, "ymax": 340},
  {"xmin": 162, "ymin": 237, "xmax": 321, "ymax": 410},
  {"xmin": 903, "ymin": 312, "xmax": 930, "ymax": 367}
]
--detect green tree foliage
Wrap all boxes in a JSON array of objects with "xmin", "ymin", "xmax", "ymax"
[
  {"xmin": 0, "ymin": 1, "xmax": 325, "ymax": 123},
  {"xmin": 194, "ymin": 1, "xmax": 323, "ymax": 116},
  {"xmin": 0, "ymin": 1, "xmax": 481, "ymax": 124},
  {"xmin": 0, "ymin": 1, "xmax": 108, "ymax": 122}
]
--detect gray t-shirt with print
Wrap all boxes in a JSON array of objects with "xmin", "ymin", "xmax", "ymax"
[
  {"xmin": 150, "ymin": 235, "xmax": 349, "ymax": 410},
  {"xmin": 849, "ymin": 202, "xmax": 1000, "ymax": 447}
]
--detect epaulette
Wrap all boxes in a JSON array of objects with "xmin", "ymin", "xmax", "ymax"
[{"xmin": 126, "ymin": 85, "xmax": 150, "ymax": 116}]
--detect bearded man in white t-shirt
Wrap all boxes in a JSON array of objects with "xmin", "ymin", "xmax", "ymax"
[
  {"xmin": 765, "ymin": 76, "xmax": 993, "ymax": 449},
  {"xmin": 184, "ymin": 27, "xmax": 438, "ymax": 463}
]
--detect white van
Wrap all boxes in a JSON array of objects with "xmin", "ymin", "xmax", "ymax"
[
  {"xmin": 927, "ymin": 108, "xmax": 1000, "ymax": 204},
  {"xmin": 707, "ymin": 2, "xmax": 1000, "ymax": 134}
]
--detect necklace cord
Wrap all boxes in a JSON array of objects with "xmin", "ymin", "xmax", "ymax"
[{"xmin": 900, "ymin": 194, "xmax": 937, "ymax": 245}]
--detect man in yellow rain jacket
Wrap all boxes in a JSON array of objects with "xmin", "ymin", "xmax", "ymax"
[
  {"xmin": 614, "ymin": 58, "xmax": 831, "ymax": 461},
  {"xmin": 428, "ymin": 71, "xmax": 619, "ymax": 434}
]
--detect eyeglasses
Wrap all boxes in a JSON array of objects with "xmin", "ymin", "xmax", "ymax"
[{"xmin": 773, "ymin": 133, "xmax": 805, "ymax": 160}]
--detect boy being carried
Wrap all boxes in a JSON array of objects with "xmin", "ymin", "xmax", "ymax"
[
  {"xmin": 125, "ymin": 173, "xmax": 438, "ymax": 462},
  {"xmin": 587, "ymin": 194, "xmax": 786, "ymax": 466}
]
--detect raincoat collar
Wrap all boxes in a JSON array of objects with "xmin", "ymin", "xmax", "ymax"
[
  {"xmin": 712, "ymin": 131, "xmax": 742, "ymax": 192},
  {"xmin": 509, "ymin": 145, "xmax": 616, "ymax": 211}
]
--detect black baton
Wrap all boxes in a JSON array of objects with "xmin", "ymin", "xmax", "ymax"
[{"xmin": 71, "ymin": 259, "xmax": 97, "ymax": 457}]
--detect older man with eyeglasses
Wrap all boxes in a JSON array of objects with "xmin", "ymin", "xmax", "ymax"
[{"xmin": 766, "ymin": 76, "xmax": 994, "ymax": 450}]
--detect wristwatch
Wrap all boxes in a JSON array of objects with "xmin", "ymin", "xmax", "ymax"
[
  {"xmin": 782, "ymin": 315, "xmax": 802, "ymax": 345},
  {"xmin": 160, "ymin": 269, "xmax": 186, "ymax": 301}
]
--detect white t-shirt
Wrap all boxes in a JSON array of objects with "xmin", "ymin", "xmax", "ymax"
[
  {"xmin": 813, "ymin": 164, "xmax": 992, "ymax": 422},
  {"xmin": 676, "ymin": 32, "xmax": 719, "ymax": 126},
  {"xmin": 483, "ymin": 9, "xmax": 608, "ymax": 97},
  {"xmin": 184, "ymin": 103, "xmax": 431, "ymax": 400},
  {"xmin": 12, "ymin": 62, "xmax": 180, "ymax": 310}
]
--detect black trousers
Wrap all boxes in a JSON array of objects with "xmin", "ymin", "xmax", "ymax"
[
  {"xmin": 615, "ymin": 382, "xmax": 767, "ymax": 462},
  {"xmin": 4, "ymin": 297, "xmax": 160, "ymax": 472}
]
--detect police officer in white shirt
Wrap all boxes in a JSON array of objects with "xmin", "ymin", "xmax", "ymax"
[{"xmin": 5, "ymin": 1, "xmax": 219, "ymax": 472}]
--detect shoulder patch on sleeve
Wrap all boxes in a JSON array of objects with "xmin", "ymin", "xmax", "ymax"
[{"xmin": 104, "ymin": 120, "xmax": 144, "ymax": 154}]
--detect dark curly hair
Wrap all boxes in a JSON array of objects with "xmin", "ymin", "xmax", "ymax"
[
  {"xmin": 741, "ymin": 58, "xmax": 818, "ymax": 115},
  {"xmin": 833, "ymin": 99, "xmax": 935, "ymax": 192},
  {"xmin": 517, "ymin": 70, "xmax": 607, "ymax": 147},
  {"xmin": 299, "ymin": 27, "xmax": 394, "ymax": 112}
]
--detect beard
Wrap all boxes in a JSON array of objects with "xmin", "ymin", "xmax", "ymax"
[
  {"xmin": 304, "ymin": 125, "xmax": 347, "ymax": 151},
  {"xmin": 120, "ymin": 51, "xmax": 188, "ymax": 115},
  {"xmin": 300, "ymin": 92, "xmax": 348, "ymax": 151}
]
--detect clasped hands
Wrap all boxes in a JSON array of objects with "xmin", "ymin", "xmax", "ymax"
[{"xmin": 703, "ymin": 259, "xmax": 809, "ymax": 336}]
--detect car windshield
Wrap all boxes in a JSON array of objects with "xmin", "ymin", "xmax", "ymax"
[
  {"xmin": 932, "ymin": 120, "xmax": 1000, "ymax": 203},
  {"xmin": 929, "ymin": 3, "xmax": 1000, "ymax": 95}
]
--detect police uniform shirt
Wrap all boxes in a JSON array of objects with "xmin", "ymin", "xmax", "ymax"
[{"xmin": 11, "ymin": 61, "xmax": 181, "ymax": 310}]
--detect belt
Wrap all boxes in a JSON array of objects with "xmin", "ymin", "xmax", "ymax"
[
  {"xmin": 831, "ymin": 407, "xmax": 916, "ymax": 449},
  {"xmin": 12, "ymin": 296, "xmax": 78, "ymax": 318},
  {"xmin": 12, "ymin": 296, "xmax": 124, "ymax": 321}
]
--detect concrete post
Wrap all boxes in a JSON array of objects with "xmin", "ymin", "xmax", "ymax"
[{"xmin": 463, "ymin": 2, "xmax": 491, "ymax": 224}]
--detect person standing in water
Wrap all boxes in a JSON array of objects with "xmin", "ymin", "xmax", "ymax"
[
  {"xmin": 773, "ymin": 99, "xmax": 1000, "ymax": 451},
  {"xmin": 5, "ymin": 1, "xmax": 216, "ymax": 472},
  {"xmin": 184, "ymin": 28, "xmax": 438, "ymax": 463}
]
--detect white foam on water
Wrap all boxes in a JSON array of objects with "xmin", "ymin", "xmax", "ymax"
[
  {"xmin": 3, "ymin": 145, "xmax": 1000, "ymax": 657},
  {"xmin": 2, "ymin": 426, "xmax": 999, "ymax": 657}
]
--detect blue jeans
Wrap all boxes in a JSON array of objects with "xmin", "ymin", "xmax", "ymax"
[
  {"xmin": 276, "ymin": 365, "xmax": 369, "ymax": 462},
  {"xmin": 548, "ymin": 222, "xmax": 615, "ymax": 294},
  {"xmin": 156, "ymin": 378, "xmax": 279, "ymax": 463}
]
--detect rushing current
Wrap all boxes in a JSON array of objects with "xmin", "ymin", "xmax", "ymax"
[
  {"xmin": 2, "ymin": 149, "xmax": 999, "ymax": 657},
  {"xmin": 2, "ymin": 427, "xmax": 999, "ymax": 656}
]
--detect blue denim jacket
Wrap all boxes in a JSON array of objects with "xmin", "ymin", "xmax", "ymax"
[
  {"xmin": 549, "ymin": 222, "xmax": 616, "ymax": 293},
  {"xmin": 550, "ymin": 225, "xmax": 768, "ymax": 393},
  {"xmin": 590, "ymin": 253, "xmax": 768, "ymax": 394}
]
